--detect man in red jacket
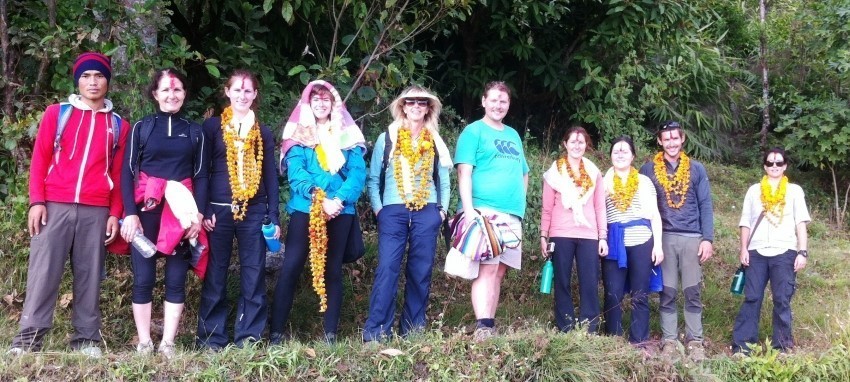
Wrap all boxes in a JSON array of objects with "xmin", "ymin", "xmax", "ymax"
[{"xmin": 8, "ymin": 52, "xmax": 129, "ymax": 358}]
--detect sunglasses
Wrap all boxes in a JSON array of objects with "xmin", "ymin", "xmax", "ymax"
[
  {"xmin": 660, "ymin": 121, "xmax": 681, "ymax": 130},
  {"xmin": 764, "ymin": 160, "xmax": 786, "ymax": 167},
  {"xmin": 404, "ymin": 99, "xmax": 430, "ymax": 107}
]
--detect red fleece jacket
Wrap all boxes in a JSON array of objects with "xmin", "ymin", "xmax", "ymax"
[{"xmin": 29, "ymin": 102, "xmax": 129, "ymax": 217}]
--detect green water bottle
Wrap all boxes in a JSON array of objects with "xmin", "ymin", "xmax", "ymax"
[
  {"xmin": 540, "ymin": 259, "xmax": 553, "ymax": 294},
  {"xmin": 730, "ymin": 265, "xmax": 746, "ymax": 295}
]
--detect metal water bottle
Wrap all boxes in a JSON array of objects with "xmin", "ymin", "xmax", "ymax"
[
  {"xmin": 262, "ymin": 216, "xmax": 281, "ymax": 252},
  {"xmin": 730, "ymin": 265, "xmax": 746, "ymax": 295},
  {"xmin": 539, "ymin": 259, "xmax": 554, "ymax": 294},
  {"xmin": 119, "ymin": 219, "xmax": 157, "ymax": 258},
  {"xmin": 539, "ymin": 241, "xmax": 554, "ymax": 294}
]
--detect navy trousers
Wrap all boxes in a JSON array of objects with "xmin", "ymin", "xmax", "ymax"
[
  {"xmin": 196, "ymin": 203, "xmax": 267, "ymax": 348},
  {"xmin": 363, "ymin": 203, "xmax": 441, "ymax": 341},
  {"xmin": 550, "ymin": 237, "xmax": 601, "ymax": 333},
  {"xmin": 732, "ymin": 249, "xmax": 797, "ymax": 353},
  {"xmin": 602, "ymin": 237, "xmax": 653, "ymax": 343},
  {"xmin": 270, "ymin": 212, "xmax": 352, "ymax": 336}
]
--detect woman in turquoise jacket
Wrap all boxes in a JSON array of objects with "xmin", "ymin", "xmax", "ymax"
[{"xmin": 269, "ymin": 80, "xmax": 366, "ymax": 343}]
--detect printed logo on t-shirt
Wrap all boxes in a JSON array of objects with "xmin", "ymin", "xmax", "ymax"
[{"xmin": 494, "ymin": 139, "xmax": 520, "ymax": 156}]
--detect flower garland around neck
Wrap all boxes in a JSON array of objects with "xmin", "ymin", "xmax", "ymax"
[
  {"xmin": 393, "ymin": 126, "xmax": 435, "ymax": 211},
  {"xmin": 308, "ymin": 188, "xmax": 328, "ymax": 313},
  {"xmin": 760, "ymin": 175, "xmax": 788, "ymax": 226},
  {"xmin": 653, "ymin": 152, "xmax": 691, "ymax": 209},
  {"xmin": 611, "ymin": 168, "xmax": 640, "ymax": 212},
  {"xmin": 222, "ymin": 106, "xmax": 263, "ymax": 221},
  {"xmin": 558, "ymin": 157, "xmax": 592, "ymax": 198}
]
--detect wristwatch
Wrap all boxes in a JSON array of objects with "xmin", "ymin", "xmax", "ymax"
[{"xmin": 797, "ymin": 250, "xmax": 808, "ymax": 258}]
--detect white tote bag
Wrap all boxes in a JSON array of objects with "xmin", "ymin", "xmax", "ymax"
[{"xmin": 444, "ymin": 247, "xmax": 480, "ymax": 280}]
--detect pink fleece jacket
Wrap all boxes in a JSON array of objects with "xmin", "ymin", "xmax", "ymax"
[{"xmin": 539, "ymin": 173, "xmax": 607, "ymax": 240}]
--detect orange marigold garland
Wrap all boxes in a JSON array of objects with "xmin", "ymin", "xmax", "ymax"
[
  {"xmin": 653, "ymin": 152, "xmax": 691, "ymax": 209},
  {"xmin": 557, "ymin": 157, "xmax": 592, "ymax": 198},
  {"xmin": 611, "ymin": 168, "xmax": 640, "ymax": 212},
  {"xmin": 309, "ymin": 188, "xmax": 328, "ymax": 312},
  {"xmin": 392, "ymin": 127, "xmax": 435, "ymax": 211},
  {"xmin": 222, "ymin": 106, "xmax": 264, "ymax": 221},
  {"xmin": 760, "ymin": 175, "xmax": 788, "ymax": 226}
]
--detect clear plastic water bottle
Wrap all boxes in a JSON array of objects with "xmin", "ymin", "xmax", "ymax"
[
  {"xmin": 261, "ymin": 216, "xmax": 280, "ymax": 252},
  {"xmin": 119, "ymin": 219, "xmax": 157, "ymax": 258}
]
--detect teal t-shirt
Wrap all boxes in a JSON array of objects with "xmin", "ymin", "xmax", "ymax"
[{"xmin": 454, "ymin": 119, "xmax": 529, "ymax": 218}]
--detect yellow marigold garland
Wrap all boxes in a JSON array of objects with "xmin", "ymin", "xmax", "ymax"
[
  {"xmin": 653, "ymin": 152, "xmax": 691, "ymax": 209},
  {"xmin": 222, "ymin": 106, "xmax": 263, "ymax": 221},
  {"xmin": 392, "ymin": 127, "xmax": 435, "ymax": 211},
  {"xmin": 611, "ymin": 168, "xmax": 640, "ymax": 212},
  {"xmin": 309, "ymin": 188, "xmax": 328, "ymax": 312},
  {"xmin": 558, "ymin": 157, "xmax": 592, "ymax": 198},
  {"xmin": 760, "ymin": 175, "xmax": 788, "ymax": 226}
]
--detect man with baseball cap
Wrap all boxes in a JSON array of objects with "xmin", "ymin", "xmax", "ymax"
[
  {"xmin": 8, "ymin": 52, "xmax": 129, "ymax": 357},
  {"xmin": 639, "ymin": 120, "xmax": 714, "ymax": 362}
]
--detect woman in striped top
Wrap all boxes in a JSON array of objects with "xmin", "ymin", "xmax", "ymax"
[{"xmin": 601, "ymin": 136, "xmax": 663, "ymax": 345}]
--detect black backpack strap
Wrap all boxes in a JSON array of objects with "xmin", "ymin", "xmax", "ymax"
[
  {"xmin": 131, "ymin": 115, "xmax": 157, "ymax": 177},
  {"xmin": 433, "ymin": 148, "xmax": 442, "ymax": 211},
  {"xmin": 190, "ymin": 121, "xmax": 203, "ymax": 177},
  {"xmin": 378, "ymin": 132, "xmax": 392, "ymax": 203}
]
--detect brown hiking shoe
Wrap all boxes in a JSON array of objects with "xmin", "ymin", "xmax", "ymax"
[
  {"xmin": 687, "ymin": 340, "xmax": 706, "ymax": 362},
  {"xmin": 472, "ymin": 327, "xmax": 496, "ymax": 342}
]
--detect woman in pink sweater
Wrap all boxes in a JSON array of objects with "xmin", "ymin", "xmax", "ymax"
[{"xmin": 539, "ymin": 126, "xmax": 608, "ymax": 332}]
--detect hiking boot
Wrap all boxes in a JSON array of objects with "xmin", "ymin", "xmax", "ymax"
[
  {"xmin": 136, "ymin": 341, "xmax": 154, "ymax": 356},
  {"xmin": 686, "ymin": 340, "xmax": 706, "ymax": 362},
  {"xmin": 158, "ymin": 341, "xmax": 176, "ymax": 360},
  {"xmin": 660, "ymin": 339, "xmax": 682, "ymax": 362},
  {"xmin": 79, "ymin": 344, "xmax": 102, "ymax": 358},
  {"xmin": 472, "ymin": 327, "xmax": 496, "ymax": 342}
]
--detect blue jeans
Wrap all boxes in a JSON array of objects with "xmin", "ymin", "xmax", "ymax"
[
  {"xmin": 363, "ymin": 203, "xmax": 441, "ymax": 341},
  {"xmin": 550, "ymin": 237, "xmax": 600, "ymax": 333},
  {"xmin": 732, "ymin": 250, "xmax": 797, "ymax": 353},
  {"xmin": 196, "ymin": 203, "xmax": 267, "ymax": 349},
  {"xmin": 602, "ymin": 237, "xmax": 653, "ymax": 343}
]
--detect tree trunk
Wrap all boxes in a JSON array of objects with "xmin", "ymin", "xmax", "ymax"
[
  {"xmin": 33, "ymin": 0, "xmax": 57, "ymax": 97},
  {"xmin": 759, "ymin": 0, "xmax": 770, "ymax": 148},
  {"xmin": 1, "ymin": 0, "xmax": 16, "ymax": 119}
]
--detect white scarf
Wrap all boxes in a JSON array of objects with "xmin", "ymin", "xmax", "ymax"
[
  {"xmin": 226, "ymin": 110, "xmax": 257, "ymax": 185},
  {"xmin": 542, "ymin": 157, "xmax": 600, "ymax": 228},
  {"xmin": 387, "ymin": 120, "xmax": 453, "ymax": 195}
]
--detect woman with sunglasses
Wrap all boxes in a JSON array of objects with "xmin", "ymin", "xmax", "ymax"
[
  {"xmin": 601, "ymin": 136, "xmax": 663, "ymax": 347},
  {"xmin": 732, "ymin": 147, "xmax": 810, "ymax": 355},
  {"xmin": 362, "ymin": 86, "xmax": 452, "ymax": 342},
  {"xmin": 270, "ymin": 80, "xmax": 366, "ymax": 343},
  {"xmin": 539, "ymin": 126, "xmax": 607, "ymax": 333}
]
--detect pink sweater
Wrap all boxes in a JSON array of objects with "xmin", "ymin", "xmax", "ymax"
[{"xmin": 540, "ymin": 173, "xmax": 607, "ymax": 240}]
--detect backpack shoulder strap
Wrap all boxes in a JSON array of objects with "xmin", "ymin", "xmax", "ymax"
[
  {"xmin": 433, "ymin": 147, "xmax": 442, "ymax": 210},
  {"xmin": 190, "ymin": 121, "xmax": 203, "ymax": 176},
  {"xmin": 378, "ymin": 131, "xmax": 393, "ymax": 203},
  {"xmin": 131, "ymin": 115, "xmax": 157, "ymax": 177},
  {"xmin": 54, "ymin": 102, "xmax": 73, "ymax": 153},
  {"xmin": 110, "ymin": 112, "xmax": 122, "ymax": 158}
]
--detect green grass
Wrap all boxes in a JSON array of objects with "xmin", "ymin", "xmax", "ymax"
[{"xmin": 2, "ymin": 161, "xmax": 850, "ymax": 380}]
